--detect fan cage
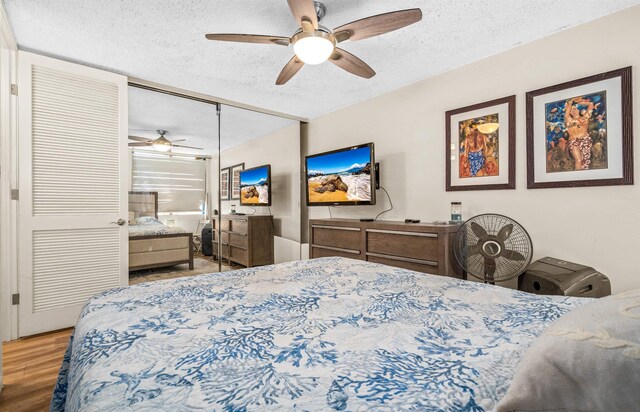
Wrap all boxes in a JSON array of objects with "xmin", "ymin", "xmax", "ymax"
[{"xmin": 453, "ymin": 213, "xmax": 533, "ymax": 282}]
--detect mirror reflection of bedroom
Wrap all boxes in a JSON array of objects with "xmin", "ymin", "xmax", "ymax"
[
  {"xmin": 127, "ymin": 87, "xmax": 301, "ymax": 285},
  {"xmin": 215, "ymin": 105, "xmax": 301, "ymax": 269},
  {"xmin": 127, "ymin": 85, "xmax": 221, "ymax": 284}
]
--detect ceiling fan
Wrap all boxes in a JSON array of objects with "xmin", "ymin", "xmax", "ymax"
[
  {"xmin": 128, "ymin": 130, "xmax": 203, "ymax": 152},
  {"xmin": 205, "ymin": 0, "xmax": 422, "ymax": 85}
]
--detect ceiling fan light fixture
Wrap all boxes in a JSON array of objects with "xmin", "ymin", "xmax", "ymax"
[
  {"xmin": 153, "ymin": 142, "xmax": 172, "ymax": 152},
  {"xmin": 292, "ymin": 31, "xmax": 336, "ymax": 65}
]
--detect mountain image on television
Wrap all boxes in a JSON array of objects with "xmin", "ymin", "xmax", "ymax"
[
  {"xmin": 240, "ymin": 165, "xmax": 271, "ymax": 206},
  {"xmin": 307, "ymin": 145, "xmax": 373, "ymax": 204}
]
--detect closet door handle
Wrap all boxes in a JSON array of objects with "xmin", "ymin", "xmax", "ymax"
[{"xmin": 110, "ymin": 219, "xmax": 126, "ymax": 226}]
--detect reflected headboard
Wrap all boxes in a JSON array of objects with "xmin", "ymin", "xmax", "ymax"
[{"xmin": 128, "ymin": 191, "xmax": 158, "ymax": 219}]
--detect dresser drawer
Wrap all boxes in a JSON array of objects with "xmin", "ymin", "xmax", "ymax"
[
  {"xmin": 366, "ymin": 229, "xmax": 438, "ymax": 261},
  {"xmin": 312, "ymin": 245, "xmax": 362, "ymax": 260},
  {"xmin": 311, "ymin": 224, "xmax": 361, "ymax": 251},
  {"xmin": 221, "ymin": 231, "xmax": 248, "ymax": 249},
  {"xmin": 229, "ymin": 245, "xmax": 248, "ymax": 264},
  {"xmin": 213, "ymin": 242, "xmax": 230, "ymax": 259},
  {"xmin": 366, "ymin": 253, "xmax": 438, "ymax": 275},
  {"xmin": 227, "ymin": 218, "xmax": 248, "ymax": 235}
]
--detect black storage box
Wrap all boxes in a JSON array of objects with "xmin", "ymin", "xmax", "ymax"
[
  {"xmin": 201, "ymin": 223, "xmax": 213, "ymax": 256},
  {"xmin": 519, "ymin": 256, "xmax": 611, "ymax": 298}
]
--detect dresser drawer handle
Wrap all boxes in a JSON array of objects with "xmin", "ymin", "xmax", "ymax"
[
  {"xmin": 221, "ymin": 230, "xmax": 247, "ymax": 236},
  {"xmin": 312, "ymin": 225, "xmax": 361, "ymax": 232},
  {"xmin": 366, "ymin": 229, "xmax": 437, "ymax": 238},
  {"xmin": 366, "ymin": 252, "xmax": 438, "ymax": 266},
  {"xmin": 311, "ymin": 244, "xmax": 360, "ymax": 255}
]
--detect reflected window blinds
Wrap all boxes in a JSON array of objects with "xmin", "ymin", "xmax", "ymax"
[{"xmin": 132, "ymin": 151, "xmax": 206, "ymax": 214}]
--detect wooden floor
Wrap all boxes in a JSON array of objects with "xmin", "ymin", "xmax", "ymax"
[
  {"xmin": 0, "ymin": 328, "xmax": 72, "ymax": 412},
  {"xmin": 0, "ymin": 257, "xmax": 232, "ymax": 411}
]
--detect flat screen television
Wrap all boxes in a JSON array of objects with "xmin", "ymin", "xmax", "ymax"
[
  {"xmin": 239, "ymin": 164, "xmax": 271, "ymax": 206},
  {"xmin": 305, "ymin": 143, "xmax": 376, "ymax": 206}
]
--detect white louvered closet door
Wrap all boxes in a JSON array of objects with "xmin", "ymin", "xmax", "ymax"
[{"xmin": 18, "ymin": 52, "xmax": 128, "ymax": 337}]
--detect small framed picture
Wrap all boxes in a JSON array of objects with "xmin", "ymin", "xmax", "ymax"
[
  {"xmin": 220, "ymin": 167, "xmax": 230, "ymax": 200},
  {"xmin": 446, "ymin": 95, "xmax": 516, "ymax": 191},
  {"xmin": 229, "ymin": 163, "xmax": 244, "ymax": 200},
  {"xmin": 526, "ymin": 67, "xmax": 633, "ymax": 189}
]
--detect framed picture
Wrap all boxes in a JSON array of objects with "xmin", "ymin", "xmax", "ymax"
[
  {"xmin": 446, "ymin": 95, "xmax": 516, "ymax": 191},
  {"xmin": 229, "ymin": 163, "xmax": 244, "ymax": 200},
  {"xmin": 526, "ymin": 67, "xmax": 633, "ymax": 189},
  {"xmin": 220, "ymin": 167, "xmax": 230, "ymax": 200}
]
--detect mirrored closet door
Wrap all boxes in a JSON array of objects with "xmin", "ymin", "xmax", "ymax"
[
  {"xmin": 215, "ymin": 105, "xmax": 301, "ymax": 270},
  {"xmin": 127, "ymin": 84, "xmax": 220, "ymax": 284}
]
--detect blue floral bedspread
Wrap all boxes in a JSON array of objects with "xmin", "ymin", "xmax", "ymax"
[{"xmin": 51, "ymin": 257, "xmax": 587, "ymax": 411}]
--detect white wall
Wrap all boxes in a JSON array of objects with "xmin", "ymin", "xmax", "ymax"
[
  {"xmin": 307, "ymin": 6, "xmax": 640, "ymax": 293},
  {"xmin": 216, "ymin": 123, "xmax": 301, "ymax": 263},
  {"xmin": 0, "ymin": 6, "xmax": 18, "ymax": 390}
]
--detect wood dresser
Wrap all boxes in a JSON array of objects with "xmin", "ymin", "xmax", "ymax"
[
  {"xmin": 309, "ymin": 218, "xmax": 462, "ymax": 278},
  {"xmin": 213, "ymin": 215, "xmax": 274, "ymax": 267}
]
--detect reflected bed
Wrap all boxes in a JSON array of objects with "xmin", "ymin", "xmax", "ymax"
[{"xmin": 128, "ymin": 191, "xmax": 193, "ymax": 271}]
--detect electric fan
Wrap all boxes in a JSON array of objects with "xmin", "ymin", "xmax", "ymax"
[{"xmin": 453, "ymin": 214, "xmax": 533, "ymax": 284}]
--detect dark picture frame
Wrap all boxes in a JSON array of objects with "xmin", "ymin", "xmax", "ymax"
[
  {"xmin": 220, "ymin": 167, "xmax": 230, "ymax": 200},
  {"xmin": 229, "ymin": 163, "xmax": 244, "ymax": 200},
  {"xmin": 445, "ymin": 95, "xmax": 516, "ymax": 191},
  {"xmin": 526, "ymin": 67, "xmax": 633, "ymax": 189}
]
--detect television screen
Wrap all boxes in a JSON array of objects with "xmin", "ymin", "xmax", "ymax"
[
  {"xmin": 305, "ymin": 143, "xmax": 375, "ymax": 206},
  {"xmin": 239, "ymin": 165, "xmax": 271, "ymax": 206}
]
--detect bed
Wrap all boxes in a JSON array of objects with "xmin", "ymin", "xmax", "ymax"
[
  {"xmin": 128, "ymin": 191, "xmax": 194, "ymax": 271},
  {"xmin": 50, "ymin": 257, "xmax": 590, "ymax": 411}
]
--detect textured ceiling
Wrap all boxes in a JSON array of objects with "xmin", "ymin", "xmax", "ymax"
[
  {"xmin": 128, "ymin": 86, "xmax": 296, "ymax": 154},
  {"xmin": 6, "ymin": 0, "xmax": 640, "ymax": 120}
]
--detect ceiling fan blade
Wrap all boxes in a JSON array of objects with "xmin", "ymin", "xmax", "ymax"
[
  {"xmin": 205, "ymin": 34, "xmax": 290, "ymax": 46},
  {"xmin": 484, "ymin": 257, "xmax": 496, "ymax": 280},
  {"xmin": 128, "ymin": 135, "xmax": 153, "ymax": 142},
  {"xmin": 329, "ymin": 48, "xmax": 375, "ymax": 79},
  {"xmin": 169, "ymin": 139, "xmax": 186, "ymax": 143},
  {"xmin": 463, "ymin": 244, "xmax": 482, "ymax": 257},
  {"xmin": 287, "ymin": 0, "xmax": 318, "ymax": 31},
  {"xmin": 333, "ymin": 8, "xmax": 422, "ymax": 42},
  {"xmin": 128, "ymin": 142, "xmax": 152, "ymax": 147},
  {"xmin": 470, "ymin": 222, "xmax": 489, "ymax": 241},
  {"xmin": 496, "ymin": 224, "xmax": 514, "ymax": 242},
  {"xmin": 276, "ymin": 56, "xmax": 304, "ymax": 85},
  {"xmin": 171, "ymin": 144, "xmax": 203, "ymax": 150},
  {"xmin": 501, "ymin": 249, "xmax": 526, "ymax": 262}
]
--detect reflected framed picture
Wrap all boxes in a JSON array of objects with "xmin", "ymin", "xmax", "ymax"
[
  {"xmin": 230, "ymin": 163, "xmax": 244, "ymax": 200},
  {"xmin": 220, "ymin": 167, "xmax": 230, "ymax": 200},
  {"xmin": 446, "ymin": 95, "xmax": 516, "ymax": 191},
  {"xmin": 526, "ymin": 67, "xmax": 633, "ymax": 189}
]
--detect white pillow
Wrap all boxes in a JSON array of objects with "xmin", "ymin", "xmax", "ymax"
[{"xmin": 497, "ymin": 288, "xmax": 640, "ymax": 411}]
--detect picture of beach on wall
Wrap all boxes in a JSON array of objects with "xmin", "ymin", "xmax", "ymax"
[
  {"xmin": 307, "ymin": 146, "xmax": 372, "ymax": 203},
  {"xmin": 240, "ymin": 166, "xmax": 269, "ymax": 205}
]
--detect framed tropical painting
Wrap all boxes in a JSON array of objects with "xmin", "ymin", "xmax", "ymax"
[
  {"xmin": 230, "ymin": 163, "xmax": 244, "ymax": 200},
  {"xmin": 526, "ymin": 67, "xmax": 633, "ymax": 188},
  {"xmin": 220, "ymin": 167, "xmax": 230, "ymax": 200},
  {"xmin": 446, "ymin": 95, "xmax": 516, "ymax": 191}
]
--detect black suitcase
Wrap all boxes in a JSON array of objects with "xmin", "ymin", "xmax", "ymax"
[{"xmin": 201, "ymin": 223, "xmax": 213, "ymax": 256}]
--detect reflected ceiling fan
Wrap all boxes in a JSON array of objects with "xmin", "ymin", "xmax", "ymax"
[
  {"xmin": 128, "ymin": 130, "xmax": 203, "ymax": 152},
  {"xmin": 205, "ymin": 0, "xmax": 422, "ymax": 85}
]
